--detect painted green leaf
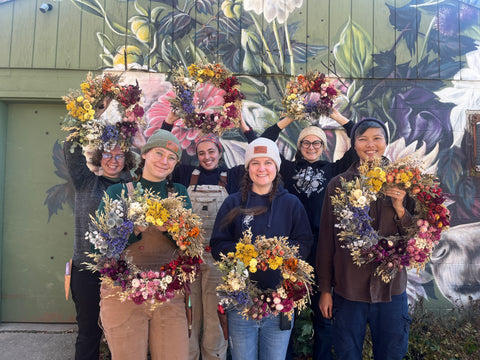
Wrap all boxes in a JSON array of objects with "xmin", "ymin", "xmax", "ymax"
[
  {"xmin": 241, "ymin": 30, "xmax": 262, "ymax": 74},
  {"xmin": 96, "ymin": 33, "xmax": 116, "ymax": 55},
  {"xmin": 334, "ymin": 19, "xmax": 375, "ymax": 78},
  {"xmin": 100, "ymin": 54, "xmax": 114, "ymax": 68},
  {"xmin": 236, "ymin": 76, "xmax": 269, "ymax": 96},
  {"xmin": 71, "ymin": 0, "xmax": 104, "ymax": 18}
]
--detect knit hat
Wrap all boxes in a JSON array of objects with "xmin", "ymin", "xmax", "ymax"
[
  {"xmin": 245, "ymin": 138, "xmax": 281, "ymax": 170},
  {"xmin": 297, "ymin": 126, "xmax": 328, "ymax": 149},
  {"xmin": 350, "ymin": 118, "xmax": 389, "ymax": 147},
  {"xmin": 195, "ymin": 134, "xmax": 223, "ymax": 152},
  {"xmin": 141, "ymin": 129, "xmax": 182, "ymax": 159}
]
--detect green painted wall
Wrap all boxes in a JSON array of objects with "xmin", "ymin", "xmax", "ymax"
[
  {"xmin": 0, "ymin": 101, "xmax": 7, "ymax": 319},
  {"xmin": 1, "ymin": 102, "xmax": 75, "ymax": 322}
]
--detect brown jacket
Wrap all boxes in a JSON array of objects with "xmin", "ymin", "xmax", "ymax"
[{"xmin": 316, "ymin": 161, "xmax": 415, "ymax": 303}]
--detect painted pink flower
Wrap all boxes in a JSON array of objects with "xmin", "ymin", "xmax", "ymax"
[{"xmin": 146, "ymin": 83, "xmax": 226, "ymax": 155}]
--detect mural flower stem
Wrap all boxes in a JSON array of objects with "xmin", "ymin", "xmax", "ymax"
[
  {"xmin": 283, "ymin": 22, "xmax": 295, "ymax": 75},
  {"xmin": 249, "ymin": 14, "xmax": 280, "ymax": 73}
]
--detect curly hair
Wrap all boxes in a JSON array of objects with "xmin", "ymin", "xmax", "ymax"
[{"xmin": 91, "ymin": 149, "xmax": 137, "ymax": 172}]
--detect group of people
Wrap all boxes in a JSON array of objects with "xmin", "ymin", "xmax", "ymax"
[{"xmin": 67, "ymin": 101, "xmax": 412, "ymax": 359}]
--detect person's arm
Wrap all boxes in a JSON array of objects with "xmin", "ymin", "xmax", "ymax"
[
  {"xmin": 63, "ymin": 139, "xmax": 96, "ymax": 190},
  {"xmin": 329, "ymin": 110, "xmax": 359, "ymax": 174},
  {"xmin": 161, "ymin": 111, "xmax": 180, "ymax": 131},
  {"xmin": 288, "ymin": 198, "xmax": 314, "ymax": 261},
  {"xmin": 315, "ymin": 181, "xmax": 337, "ymax": 319},
  {"xmin": 259, "ymin": 117, "xmax": 295, "ymax": 142}
]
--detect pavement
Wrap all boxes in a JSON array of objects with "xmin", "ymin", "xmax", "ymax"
[{"xmin": 0, "ymin": 323, "xmax": 78, "ymax": 360}]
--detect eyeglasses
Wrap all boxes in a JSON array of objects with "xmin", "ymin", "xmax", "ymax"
[
  {"xmin": 300, "ymin": 140, "xmax": 324, "ymax": 149},
  {"xmin": 102, "ymin": 153, "xmax": 125, "ymax": 161}
]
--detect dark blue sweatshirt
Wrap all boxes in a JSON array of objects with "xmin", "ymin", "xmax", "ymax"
[{"xmin": 210, "ymin": 186, "xmax": 313, "ymax": 290}]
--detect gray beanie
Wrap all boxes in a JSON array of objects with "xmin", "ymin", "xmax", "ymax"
[
  {"xmin": 141, "ymin": 129, "xmax": 182, "ymax": 159},
  {"xmin": 297, "ymin": 126, "xmax": 328, "ymax": 149},
  {"xmin": 245, "ymin": 138, "xmax": 281, "ymax": 170}
]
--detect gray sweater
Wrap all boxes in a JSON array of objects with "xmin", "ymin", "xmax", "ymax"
[{"xmin": 64, "ymin": 141, "xmax": 131, "ymax": 268}]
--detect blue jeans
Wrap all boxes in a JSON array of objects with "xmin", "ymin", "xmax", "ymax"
[
  {"xmin": 312, "ymin": 304, "xmax": 333, "ymax": 360},
  {"xmin": 332, "ymin": 292, "xmax": 411, "ymax": 360},
  {"xmin": 227, "ymin": 309, "xmax": 293, "ymax": 360}
]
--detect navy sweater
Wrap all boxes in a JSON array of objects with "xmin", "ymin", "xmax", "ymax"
[{"xmin": 210, "ymin": 186, "xmax": 313, "ymax": 290}]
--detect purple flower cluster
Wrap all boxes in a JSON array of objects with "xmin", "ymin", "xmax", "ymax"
[
  {"xmin": 178, "ymin": 87, "xmax": 195, "ymax": 114},
  {"xmin": 101, "ymin": 220, "xmax": 134, "ymax": 257},
  {"xmin": 227, "ymin": 290, "xmax": 252, "ymax": 308},
  {"xmin": 350, "ymin": 205, "xmax": 378, "ymax": 245},
  {"xmin": 99, "ymin": 259, "xmax": 130, "ymax": 283},
  {"xmin": 101, "ymin": 125, "xmax": 119, "ymax": 143}
]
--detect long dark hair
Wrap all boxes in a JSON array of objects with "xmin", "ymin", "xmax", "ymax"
[{"xmin": 220, "ymin": 171, "xmax": 281, "ymax": 228}]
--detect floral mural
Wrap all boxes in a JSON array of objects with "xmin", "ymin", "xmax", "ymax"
[{"xmin": 46, "ymin": 0, "xmax": 480, "ymax": 309}]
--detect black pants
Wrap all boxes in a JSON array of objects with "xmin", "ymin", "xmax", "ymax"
[{"xmin": 71, "ymin": 264, "xmax": 103, "ymax": 360}]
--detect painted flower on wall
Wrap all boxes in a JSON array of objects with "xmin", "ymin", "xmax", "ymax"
[
  {"xmin": 436, "ymin": 46, "xmax": 480, "ymax": 147},
  {"xmin": 146, "ymin": 83, "xmax": 226, "ymax": 155},
  {"xmin": 243, "ymin": 0, "xmax": 303, "ymax": 24},
  {"xmin": 390, "ymin": 87, "xmax": 454, "ymax": 152}
]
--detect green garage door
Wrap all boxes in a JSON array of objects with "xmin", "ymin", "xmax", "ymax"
[{"xmin": 1, "ymin": 102, "xmax": 75, "ymax": 322}]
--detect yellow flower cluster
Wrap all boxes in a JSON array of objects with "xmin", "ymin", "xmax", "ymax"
[
  {"xmin": 366, "ymin": 167, "xmax": 386, "ymax": 192},
  {"xmin": 268, "ymin": 256, "xmax": 284, "ymax": 270},
  {"xmin": 187, "ymin": 63, "xmax": 228, "ymax": 85},
  {"xmin": 65, "ymin": 96, "xmax": 96, "ymax": 121},
  {"xmin": 145, "ymin": 200, "xmax": 170, "ymax": 226},
  {"xmin": 235, "ymin": 243, "xmax": 258, "ymax": 268}
]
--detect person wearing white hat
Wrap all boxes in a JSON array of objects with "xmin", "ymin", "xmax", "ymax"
[
  {"xmin": 257, "ymin": 109, "xmax": 358, "ymax": 360},
  {"xmin": 210, "ymin": 138, "xmax": 313, "ymax": 360}
]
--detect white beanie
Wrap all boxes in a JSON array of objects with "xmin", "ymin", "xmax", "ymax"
[
  {"xmin": 297, "ymin": 126, "xmax": 327, "ymax": 149},
  {"xmin": 245, "ymin": 138, "xmax": 281, "ymax": 170}
]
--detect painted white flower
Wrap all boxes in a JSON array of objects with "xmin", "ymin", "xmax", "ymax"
[
  {"xmin": 435, "ymin": 44, "xmax": 480, "ymax": 147},
  {"xmin": 243, "ymin": 0, "xmax": 303, "ymax": 24},
  {"xmin": 132, "ymin": 278, "xmax": 140, "ymax": 288},
  {"xmin": 385, "ymin": 138, "xmax": 439, "ymax": 174}
]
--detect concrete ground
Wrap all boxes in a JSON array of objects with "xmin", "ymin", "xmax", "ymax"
[{"xmin": 0, "ymin": 323, "xmax": 77, "ymax": 360}]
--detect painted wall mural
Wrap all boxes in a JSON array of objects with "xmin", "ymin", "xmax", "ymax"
[{"xmin": 45, "ymin": 0, "xmax": 480, "ymax": 309}]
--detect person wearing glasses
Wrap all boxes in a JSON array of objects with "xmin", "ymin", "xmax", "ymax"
[
  {"xmin": 259, "ymin": 109, "xmax": 358, "ymax": 360},
  {"xmin": 65, "ymin": 139, "xmax": 136, "ymax": 360}
]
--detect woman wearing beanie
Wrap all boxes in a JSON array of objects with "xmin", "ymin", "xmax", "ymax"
[
  {"xmin": 159, "ymin": 111, "xmax": 256, "ymax": 360},
  {"xmin": 98, "ymin": 129, "xmax": 192, "ymax": 360},
  {"xmin": 258, "ymin": 109, "xmax": 358, "ymax": 360},
  {"xmin": 210, "ymin": 138, "xmax": 313, "ymax": 360},
  {"xmin": 316, "ymin": 119, "xmax": 414, "ymax": 359},
  {"xmin": 65, "ymin": 107, "xmax": 137, "ymax": 360}
]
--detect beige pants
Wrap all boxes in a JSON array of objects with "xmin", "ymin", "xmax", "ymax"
[
  {"xmin": 100, "ymin": 227, "xmax": 188, "ymax": 360},
  {"xmin": 188, "ymin": 252, "xmax": 227, "ymax": 360},
  {"xmin": 100, "ymin": 285, "xmax": 188, "ymax": 360}
]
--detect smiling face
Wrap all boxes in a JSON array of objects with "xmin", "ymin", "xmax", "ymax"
[
  {"xmin": 141, "ymin": 147, "xmax": 178, "ymax": 182},
  {"xmin": 248, "ymin": 157, "xmax": 277, "ymax": 195},
  {"xmin": 196, "ymin": 141, "xmax": 221, "ymax": 171},
  {"xmin": 101, "ymin": 145, "xmax": 125, "ymax": 178},
  {"xmin": 299, "ymin": 135, "xmax": 324, "ymax": 163},
  {"xmin": 354, "ymin": 127, "xmax": 387, "ymax": 161}
]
